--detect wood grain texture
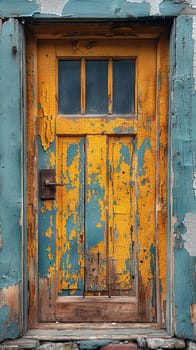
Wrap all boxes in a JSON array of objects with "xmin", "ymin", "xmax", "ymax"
[
  {"xmin": 56, "ymin": 297, "xmax": 138, "ymax": 322},
  {"xmin": 27, "ymin": 26, "xmax": 169, "ymax": 326},
  {"xmin": 26, "ymin": 29, "xmax": 39, "ymax": 328}
]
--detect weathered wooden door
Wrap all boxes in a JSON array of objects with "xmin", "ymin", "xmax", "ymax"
[{"xmin": 30, "ymin": 30, "xmax": 168, "ymax": 324}]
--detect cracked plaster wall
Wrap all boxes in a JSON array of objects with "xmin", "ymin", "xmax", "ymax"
[
  {"xmin": 1, "ymin": 0, "xmax": 196, "ymax": 343},
  {"xmin": 0, "ymin": 0, "xmax": 192, "ymax": 18}
]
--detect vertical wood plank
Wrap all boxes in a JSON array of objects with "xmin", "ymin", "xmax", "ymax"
[
  {"xmin": 156, "ymin": 32, "xmax": 169, "ymax": 327},
  {"xmin": 57, "ymin": 137, "xmax": 85, "ymax": 296},
  {"xmin": 26, "ymin": 29, "xmax": 38, "ymax": 328},
  {"xmin": 85, "ymin": 135, "xmax": 108, "ymax": 294},
  {"xmin": 137, "ymin": 41, "xmax": 157, "ymax": 322},
  {"xmin": 108, "ymin": 136, "xmax": 137, "ymax": 297},
  {"xmin": 37, "ymin": 40, "xmax": 57, "ymax": 322}
]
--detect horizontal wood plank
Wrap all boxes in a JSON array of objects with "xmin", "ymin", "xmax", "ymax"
[
  {"xmin": 56, "ymin": 297, "xmax": 138, "ymax": 322},
  {"xmin": 24, "ymin": 326, "xmax": 168, "ymax": 341},
  {"xmin": 56, "ymin": 117, "xmax": 137, "ymax": 135}
]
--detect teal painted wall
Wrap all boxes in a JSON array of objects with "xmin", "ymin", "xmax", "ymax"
[
  {"xmin": 172, "ymin": 15, "xmax": 196, "ymax": 340},
  {"xmin": 0, "ymin": 0, "xmax": 188, "ymax": 19},
  {"xmin": 0, "ymin": 19, "xmax": 25, "ymax": 340},
  {"xmin": 0, "ymin": 0, "xmax": 196, "ymax": 342}
]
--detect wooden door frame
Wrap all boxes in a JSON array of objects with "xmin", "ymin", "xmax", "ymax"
[{"xmin": 26, "ymin": 22, "xmax": 169, "ymax": 331}]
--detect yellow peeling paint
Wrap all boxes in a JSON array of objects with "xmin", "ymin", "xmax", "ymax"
[
  {"xmin": 47, "ymin": 245, "xmax": 54, "ymax": 260},
  {"xmin": 48, "ymin": 263, "xmax": 56, "ymax": 277},
  {"xmin": 108, "ymin": 136, "xmax": 136, "ymax": 294},
  {"xmin": 49, "ymin": 151, "xmax": 55, "ymax": 167},
  {"xmin": 56, "ymin": 117, "xmax": 137, "ymax": 135},
  {"xmin": 40, "ymin": 201, "xmax": 53, "ymax": 213},
  {"xmin": 38, "ymin": 114, "xmax": 55, "ymax": 151},
  {"xmin": 69, "ymin": 229, "xmax": 77, "ymax": 240},
  {"xmin": 35, "ymin": 34, "xmax": 168, "ymax": 322},
  {"xmin": 45, "ymin": 226, "xmax": 53, "ymax": 238},
  {"xmin": 38, "ymin": 41, "xmax": 56, "ymax": 151},
  {"xmin": 86, "ymin": 135, "xmax": 107, "ymax": 291},
  {"xmin": 57, "ymin": 137, "xmax": 84, "ymax": 293}
]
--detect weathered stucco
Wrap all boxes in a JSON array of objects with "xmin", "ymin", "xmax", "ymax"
[
  {"xmin": 184, "ymin": 213, "xmax": 196, "ymax": 256},
  {"xmin": 0, "ymin": 19, "xmax": 24, "ymax": 340},
  {"xmin": 172, "ymin": 15, "xmax": 196, "ymax": 339},
  {"xmin": 1, "ymin": 0, "xmax": 196, "ymax": 343},
  {"xmin": 0, "ymin": 0, "xmax": 191, "ymax": 18}
]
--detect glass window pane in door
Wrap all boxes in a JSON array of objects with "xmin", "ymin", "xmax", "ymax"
[
  {"xmin": 58, "ymin": 60, "xmax": 81, "ymax": 114},
  {"xmin": 113, "ymin": 60, "xmax": 135, "ymax": 114},
  {"xmin": 86, "ymin": 60, "xmax": 108, "ymax": 114}
]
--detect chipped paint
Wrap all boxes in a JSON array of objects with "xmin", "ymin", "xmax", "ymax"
[
  {"xmin": 184, "ymin": 212, "xmax": 196, "ymax": 256},
  {"xmin": 190, "ymin": 304, "xmax": 196, "ymax": 332},
  {"xmin": 0, "ymin": 305, "xmax": 19, "ymax": 341},
  {"xmin": 159, "ymin": 0, "xmax": 185, "ymax": 16},
  {"xmin": 0, "ymin": 18, "xmax": 24, "ymax": 341},
  {"xmin": 126, "ymin": 0, "xmax": 160, "ymax": 16},
  {"xmin": 37, "ymin": 0, "xmax": 68, "ymax": 16},
  {"xmin": 0, "ymin": 0, "xmax": 190, "ymax": 18},
  {"xmin": 0, "ymin": 0, "xmax": 38, "ymax": 18},
  {"xmin": 172, "ymin": 16, "xmax": 196, "ymax": 339},
  {"xmin": 0, "ymin": 19, "xmax": 22, "ymax": 288},
  {"xmin": 49, "ymin": 151, "xmax": 55, "ymax": 167},
  {"xmin": 4, "ymin": 0, "xmax": 196, "ymax": 339},
  {"xmin": 57, "ymin": 137, "xmax": 85, "ymax": 295},
  {"xmin": 138, "ymin": 138, "xmax": 152, "ymax": 177},
  {"xmin": 192, "ymin": 16, "xmax": 196, "ymax": 89},
  {"xmin": 34, "ymin": 34, "xmax": 168, "ymax": 323}
]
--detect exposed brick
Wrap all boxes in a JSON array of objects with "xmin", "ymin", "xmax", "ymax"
[{"xmin": 101, "ymin": 343, "xmax": 137, "ymax": 350}]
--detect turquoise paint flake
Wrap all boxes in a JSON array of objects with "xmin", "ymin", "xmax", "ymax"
[
  {"xmin": 159, "ymin": 0, "xmax": 186, "ymax": 16},
  {"xmin": 62, "ymin": 0, "xmax": 150, "ymax": 18},
  {"xmin": 120, "ymin": 144, "xmax": 130, "ymax": 165},
  {"xmin": 116, "ymin": 164, "xmax": 121, "ymax": 173},
  {"xmin": 174, "ymin": 248, "xmax": 195, "ymax": 338},
  {"xmin": 0, "ymin": 0, "xmax": 38, "ymax": 17},
  {"xmin": 67, "ymin": 144, "xmax": 78, "ymax": 166},
  {"xmin": 116, "ymin": 143, "xmax": 131, "ymax": 172},
  {"xmin": 0, "ymin": 0, "xmax": 188, "ymax": 18},
  {"xmin": 86, "ymin": 194, "xmax": 105, "ymax": 248},
  {"xmin": 38, "ymin": 201, "xmax": 56, "ymax": 277},
  {"xmin": 0, "ymin": 305, "xmax": 19, "ymax": 341},
  {"xmin": 138, "ymin": 137, "xmax": 152, "ymax": 177},
  {"xmin": 38, "ymin": 137, "xmax": 56, "ymax": 278},
  {"xmin": 113, "ymin": 126, "xmax": 135, "ymax": 134},
  {"xmin": 172, "ymin": 16, "xmax": 196, "ymax": 340},
  {"xmin": 0, "ymin": 19, "xmax": 22, "ymax": 289},
  {"xmin": 65, "ymin": 169, "xmax": 77, "ymax": 191},
  {"xmin": 149, "ymin": 244, "xmax": 155, "ymax": 275},
  {"xmin": 59, "ymin": 139, "xmax": 85, "ymax": 296},
  {"xmin": 38, "ymin": 137, "xmax": 56, "ymax": 168}
]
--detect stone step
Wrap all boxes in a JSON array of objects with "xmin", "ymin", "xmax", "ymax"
[{"xmin": 0, "ymin": 337, "xmax": 190, "ymax": 350}]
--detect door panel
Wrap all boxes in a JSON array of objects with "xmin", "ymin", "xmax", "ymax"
[
  {"xmin": 57, "ymin": 137, "xmax": 85, "ymax": 295},
  {"xmin": 108, "ymin": 136, "xmax": 136, "ymax": 296},
  {"xmin": 34, "ymin": 35, "xmax": 168, "ymax": 324},
  {"xmin": 55, "ymin": 132, "xmax": 137, "ymax": 322},
  {"xmin": 85, "ymin": 135, "xmax": 108, "ymax": 294},
  {"xmin": 57, "ymin": 134, "xmax": 136, "ymax": 298}
]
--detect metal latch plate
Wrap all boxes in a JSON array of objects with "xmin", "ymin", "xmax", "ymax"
[{"xmin": 40, "ymin": 169, "xmax": 56, "ymax": 200}]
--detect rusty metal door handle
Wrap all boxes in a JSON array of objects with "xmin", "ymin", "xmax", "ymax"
[{"xmin": 40, "ymin": 169, "xmax": 64, "ymax": 200}]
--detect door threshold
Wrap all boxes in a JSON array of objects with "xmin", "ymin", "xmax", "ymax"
[{"xmin": 24, "ymin": 324, "xmax": 170, "ymax": 341}]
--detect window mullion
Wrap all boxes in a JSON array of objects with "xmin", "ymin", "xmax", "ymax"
[
  {"xmin": 108, "ymin": 58, "xmax": 113, "ymax": 115},
  {"xmin": 81, "ymin": 57, "xmax": 86, "ymax": 115}
]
